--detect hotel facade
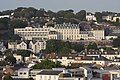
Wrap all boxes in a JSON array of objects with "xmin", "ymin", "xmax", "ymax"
[{"xmin": 14, "ymin": 23, "xmax": 105, "ymax": 41}]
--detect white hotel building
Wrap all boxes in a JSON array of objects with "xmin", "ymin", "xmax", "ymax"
[
  {"xmin": 14, "ymin": 23, "xmax": 104, "ymax": 41},
  {"xmin": 55, "ymin": 23, "xmax": 80, "ymax": 40},
  {"xmin": 14, "ymin": 23, "xmax": 80, "ymax": 41},
  {"xmin": 14, "ymin": 26, "xmax": 53, "ymax": 40}
]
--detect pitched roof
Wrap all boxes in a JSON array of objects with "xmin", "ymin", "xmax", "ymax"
[{"xmin": 38, "ymin": 70, "xmax": 62, "ymax": 75}]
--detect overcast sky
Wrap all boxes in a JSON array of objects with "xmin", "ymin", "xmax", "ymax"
[{"xmin": 0, "ymin": 0, "xmax": 120, "ymax": 12}]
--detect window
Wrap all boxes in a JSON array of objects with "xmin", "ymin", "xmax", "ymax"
[{"xmin": 24, "ymin": 72, "xmax": 26, "ymax": 75}]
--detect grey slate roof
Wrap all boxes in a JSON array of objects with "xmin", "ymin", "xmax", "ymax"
[{"xmin": 38, "ymin": 70, "xmax": 62, "ymax": 75}]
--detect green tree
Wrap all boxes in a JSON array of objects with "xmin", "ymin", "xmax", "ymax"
[
  {"xmin": 35, "ymin": 9, "xmax": 46, "ymax": 17},
  {"xmin": 46, "ymin": 40, "xmax": 71, "ymax": 55},
  {"xmin": 47, "ymin": 10, "xmax": 57, "ymax": 18},
  {"xmin": 111, "ymin": 22, "xmax": 120, "ymax": 26},
  {"xmin": 10, "ymin": 19, "xmax": 28, "ymax": 29},
  {"xmin": 28, "ymin": 77, "xmax": 34, "ymax": 80},
  {"xmin": 5, "ymin": 55, "xmax": 16, "ymax": 64},
  {"xmin": 3, "ymin": 75, "xmax": 13, "ymax": 80},
  {"xmin": 46, "ymin": 39, "xmax": 58, "ymax": 53},
  {"xmin": 4, "ymin": 49, "xmax": 13, "ymax": 56},
  {"xmin": 33, "ymin": 59, "xmax": 63, "ymax": 69},
  {"xmin": 15, "ymin": 50, "xmax": 32, "ymax": 57},
  {"xmin": 76, "ymin": 10, "xmax": 86, "ymax": 21},
  {"xmin": 72, "ymin": 43, "xmax": 85, "ymax": 52},
  {"xmin": 0, "ymin": 18, "xmax": 10, "ymax": 30},
  {"xmin": 87, "ymin": 42, "xmax": 98, "ymax": 50},
  {"xmin": 57, "ymin": 41, "xmax": 71, "ymax": 55},
  {"xmin": 0, "ymin": 61, "xmax": 7, "ymax": 66},
  {"xmin": 57, "ymin": 10, "xmax": 75, "ymax": 19},
  {"xmin": 112, "ymin": 37, "xmax": 120, "ymax": 47},
  {"xmin": 95, "ymin": 12, "xmax": 103, "ymax": 22}
]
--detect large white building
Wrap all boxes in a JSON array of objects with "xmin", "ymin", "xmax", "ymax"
[
  {"xmin": 14, "ymin": 23, "xmax": 80, "ymax": 41},
  {"xmin": 14, "ymin": 23, "xmax": 105, "ymax": 41},
  {"xmin": 55, "ymin": 23, "xmax": 80, "ymax": 40},
  {"xmin": 89, "ymin": 29, "xmax": 105, "ymax": 40},
  {"xmin": 14, "ymin": 26, "xmax": 50, "ymax": 40}
]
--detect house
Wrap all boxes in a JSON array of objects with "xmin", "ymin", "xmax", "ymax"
[
  {"xmin": 93, "ymin": 68, "xmax": 120, "ymax": 80},
  {"xmin": 29, "ymin": 41, "xmax": 46, "ymax": 53},
  {"xmin": 112, "ymin": 16, "xmax": 120, "ymax": 22},
  {"xmin": 12, "ymin": 68, "xmax": 86, "ymax": 80},
  {"xmin": 86, "ymin": 13, "xmax": 96, "ymax": 21},
  {"xmin": 36, "ymin": 69, "xmax": 84, "ymax": 80},
  {"xmin": 13, "ymin": 54, "xmax": 23, "ymax": 62},
  {"xmin": 12, "ymin": 68, "xmax": 31, "ymax": 79},
  {"xmin": 102, "ymin": 15, "xmax": 113, "ymax": 21},
  {"xmin": 29, "ymin": 69, "xmax": 42, "ymax": 80},
  {"xmin": 0, "ymin": 42, "xmax": 6, "ymax": 52},
  {"xmin": 8, "ymin": 41, "xmax": 27, "ymax": 50},
  {"xmin": 89, "ymin": 29, "xmax": 105, "ymax": 40}
]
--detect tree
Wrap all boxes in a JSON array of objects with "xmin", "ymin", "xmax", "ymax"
[
  {"xmin": 0, "ymin": 18, "xmax": 10, "ymax": 30},
  {"xmin": 4, "ymin": 49, "xmax": 13, "ymax": 56},
  {"xmin": 10, "ymin": 19, "xmax": 28, "ymax": 29},
  {"xmin": 5, "ymin": 55, "xmax": 16, "ymax": 64},
  {"xmin": 33, "ymin": 59, "xmax": 64, "ymax": 69},
  {"xmin": 76, "ymin": 10, "xmax": 86, "ymax": 21},
  {"xmin": 28, "ymin": 78, "xmax": 34, "ymax": 80},
  {"xmin": 72, "ymin": 43, "xmax": 85, "ymax": 52},
  {"xmin": 0, "ymin": 61, "xmax": 7, "ymax": 66},
  {"xmin": 57, "ymin": 41, "xmax": 71, "ymax": 55},
  {"xmin": 46, "ymin": 39, "xmax": 58, "ymax": 53},
  {"xmin": 47, "ymin": 10, "xmax": 56, "ymax": 18},
  {"xmin": 112, "ymin": 37, "xmax": 120, "ymax": 47},
  {"xmin": 95, "ymin": 12, "xmax": 103, "ymax": 22},
  {"xmin": 111, "ymin": 22, "xmax": 120, "ymax": 26},
  {"xmin": 46, "ymin": 40, "xmax": 71, "ymax": 55},
  {"xmin": 15, "ymin": 50, "xmax": 32, "ymax": 57},
  {"xmin": 35, "ymin": 9, "xmax": 46, "ymax": 17},
  {"xmin": 87, "ymin": 42, "xmax": 98, "ymax": 50},
  {"xmin": 3, "ymin": 75, "xmax": 13, "ymax": 80},
  {"xmin": 57, "ymin": 10, "xmax": 75, "ymax": 19}
]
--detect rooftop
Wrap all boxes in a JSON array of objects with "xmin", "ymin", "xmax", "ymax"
[{"xmin": 38, "ymin": 70, "xmax": 62, "ymax": 75}]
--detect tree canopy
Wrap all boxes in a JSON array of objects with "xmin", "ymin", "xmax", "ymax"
[
  {"xmin": 87, "ymin": 42, "xmax": 98, "ymax": 50},
  {"xmin": 5, "ymin": 55, "xmax": 16, "ymax": 65},
  {"xmin": 76, "ymin": 10, "xmax": 86, "ymax": 21},
  {"xmin": 33, "ymin": 59, "xmax": 64, "ymax": 69},
  {"xmin": 3, "ymin": 75, "xmax": 13, "ymax": 80},
  {"xmin": 46, "ymin": 40, "xmax": 85, "ymax": 55},
  {"xmin": 45, "ymin": 40, "xmax": 71, "ymax": 55},
  {"xmin": 112, "ymin": 37, "xmax": 120, "ymax": 47}
]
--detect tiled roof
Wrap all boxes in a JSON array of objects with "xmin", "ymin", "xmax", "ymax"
[{"xmin": 38, "ymin": 70, "xmax": 62, "ymax": 75}]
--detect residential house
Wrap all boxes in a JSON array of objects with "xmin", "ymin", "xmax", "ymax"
[
  {"xmin": 86, "ymin": 13, "xmax": 96, "ymax": 21},
  {"xmin": 8, "ymin": 41, "xmax": 27, "ymax": 50},
  {"xmin": 0, "ymin": 42, "xmax": 6, "ymax": 52},
  {"xmin": 29, "ymin": 41, "xmax": 46, "ymax": 53}
]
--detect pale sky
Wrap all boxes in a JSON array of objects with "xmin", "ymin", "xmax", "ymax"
[{"xmin": 0, "ymin": 0, "xmax": 120, "ymax": 12}]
